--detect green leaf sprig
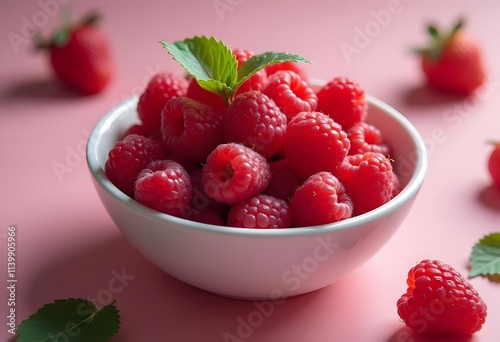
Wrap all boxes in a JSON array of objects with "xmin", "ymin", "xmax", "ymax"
[
  {"xmin": 16, "ymin": 298, "xmax": 120, "ymax": 342},
  {"xmin": 160, "ymin": 36, "xmax": 311, "ymax": 105},
  {"xmin": 413, "ymin": 18, "xmax": 464, "ymax": 61},
  {"xmin": 469, "ymin": 232, "xmax": 500, "ymax": 279}
]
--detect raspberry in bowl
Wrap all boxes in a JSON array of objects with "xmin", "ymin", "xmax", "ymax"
[{"xmin": 87, "ymin": 73, "xmax": 427, "ymax": 299}]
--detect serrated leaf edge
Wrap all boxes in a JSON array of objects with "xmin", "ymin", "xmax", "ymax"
[
  {"xmin": 479, "ymin": 232, "xmax": 500, "ymax": 247},
  {"xmin": 469, "ymin": 235, "xmax": 500, "ymax": 278},
  {"xmin": 17, "ymin": 298, "xmax": 120, "ymax": 342}
]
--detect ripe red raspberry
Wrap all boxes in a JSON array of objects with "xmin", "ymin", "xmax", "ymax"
[
  {"xmin": 336, "ymin": 152, "xmax": 394, "ymax": 216},
  {"xmin": 134, "ymin": 159, "xmax": 192, "ymax": 217},
  {"xmin": 265, "ymin": 61, "xmax": 308, "ymax": 82},
  {"xmin": 284, "ymin": 111, "xmax": 350, "ymax": 179},
  {"xmin": 223, "ymin": 91, "xmax": 287, "ymax": 159},
  {"xmin": 397, "ymin": 259, "xmax": 487, "ymax": 335},
  {"xmin": 346, "ymin": 122, "xmax": 391, "ymax": 156},
  {"xmin": 291, "ymin": 171, "xmax": 353, "ymax": 227},
  {"xmin": 105, "ymin": 134, "xmax": 166, "ymax": 197},
  {"xmin": 263, "ymin": 70, "xmax": 318, "ymax": 119},
  {"xmin": 137, "ymin": 72, "xmax": 188, "ymax": 131},
  {"xmin": 316, "ymin": 77, "xmax": 367, "ymax": 130},
  {"xmin": 161, "ymin": 97, "xmax": 224, "ymax": 163},
  {"xmin": 264, "ymin": 159, "xmax": 302, "ymax": 202},
  {"xmin": 227, "ymin": 194, "xmax": 292, "ymax": 228},
  {"xmin": 232, "ymin": 48, "xmax": 268, "ymax": 96},
  {"xmin": 202, "ymin": 143, "xmax": 271, "ymax": 204},
  {"xmin": 186, "ymin": 78, "xmax": 228, "ymax": 112}
]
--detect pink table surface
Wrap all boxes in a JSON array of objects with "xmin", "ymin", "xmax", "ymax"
[{"xmin": 2, "ymin": 0, "xmax": 500, "ymax": 341}]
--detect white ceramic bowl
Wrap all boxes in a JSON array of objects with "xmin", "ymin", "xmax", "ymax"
[{"xmin": 87, "ymin": 84, "xmax": 427, "ymax": 300}]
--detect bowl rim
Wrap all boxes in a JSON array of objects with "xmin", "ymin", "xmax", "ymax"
[{"xmin": 86, "ymin": 85, "xmax": 427, "ymax": 238}]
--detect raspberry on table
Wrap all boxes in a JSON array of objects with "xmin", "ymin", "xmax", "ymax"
[
  {"xmin": 202, "ymin": 143, "xmax": 271, "ymax": 205},
  {"xmin": 291, "ymin": 171, "xmax": 353, "ymax": 227},
  {"xmin": 316, "ymin": 76, "xmax": 367, "ymax": 130},
  {"xmin": 227, "ymin": 194, "xmax": 293, "ymax": 228},
  {"xmin": 223, "ymin": 91, "xmax": 287, "ymax": 159},
  {"xmin": 397, "ymin": 259, "xmax": 487, "ymax": 335},
  {"xmin": 161, "ymin": 96, "xmax": 225, "ymax": 163},
  {"xmin": 137, "ymin": 72, "xmax": 188, "ymax": 131},
  {"xmin": 186, "ymin": 77, "xmax": 228, "ymax": 113},
  {"xmin": 105, "ymin": 134, "xmax": 166, "ymax": 197},
  {"xmin": 336, "ymin": 152, "xmax": 394, "ymax": 216},
  {"xmin": 263, "ymin": 70, "xmax": 318, "ymax": 120},
  {"xmin": 134, "ymin": 159, "xmax": 192, "ymax": 218},
  {"xmin": 232, "ymin": 48, "xmax": 268, "ymax": 96},
  {"xmin": 346, "ymin": 121, "xmax": 391, "ymax": 156},
  {"xmin": 284, "ymin": 111, "xmax": 350, "ymax": 180}
]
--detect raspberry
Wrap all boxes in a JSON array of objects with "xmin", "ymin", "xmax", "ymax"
[
  {"xmin": 346, "ymin": 122, "xmax": 391, "ymax": 156},
  {"xmin": 336, "ymin": 152, "xmax": 394, "ymax": 216},
  {"xmin": 263, "ymin": 70, "xmax": 318, "ymax": 119},
  {"xmin": 316, "ymin": 77, "xmax": 367, "ymax": 130},
  {"xmin": 161, "ymin": 97, "xmax": 224, "ymax": 163},
  {"xmin": 397, "ymin": 259, "xmax": 487, "ymax": 335},
  {"xmin": 232, "ymin": 48, "xmax": 268, "ymax": 96},
  {"xmin": 137, "ymin": 72, "xmax": 188, "ymax": 131},
  {"xmin": 105, "ymin": 134, "xmax": 166, "ymax": 197},
  {"xmin": 284, "ymin": 111, "xmax": 350, "ymax": 179},
  {"xmin": 202, "ymin": 143, "xmax": 271, "ymax": 204},
  {"xmin": 264, "ymin": 159, "xmax": 302, "ymax": 202},
  {"xmin": 291, "ymin": 171, "xmax": 353, "ymax": 227},
  {"xmin": 134, "ymin": 159, "xmax": 192, "ymax": 217},
  {"xmin": 227, "ymin": 194, "xmax": 292, "ymax": 228},
  {"xmin": 223, "ymin": 91, "xmax": 287, "ymax": 159},
  {"xmin": 265, "ymin": 61, "xmax": 308, "ymax": 82},
  {"xmin": 186, "ymin": 78, "xmax": 228, "ymax": 112}
]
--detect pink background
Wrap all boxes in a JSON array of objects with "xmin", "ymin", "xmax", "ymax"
[{"xmin": 2, "ymin": 0, "xmax": 500, "ymax": 341}]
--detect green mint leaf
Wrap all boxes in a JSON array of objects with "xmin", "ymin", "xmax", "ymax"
[
  {"xmin": 161, "ymin": 36, "xmax": 311, "ymax": 104},
  {"xmin": 236, "ymin": 52, "xmax": 311, "ymax": 90},
  {"xmin": 469, "ymin": 233, "xmax": 500, "ymax": 278},
  {"xmin": 16, "ymin": 298, "xmax": 120, "ymax": 342},
  {"xmin": 161, "ymin": 36, "xmax": 238, "ymax": 103}
]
